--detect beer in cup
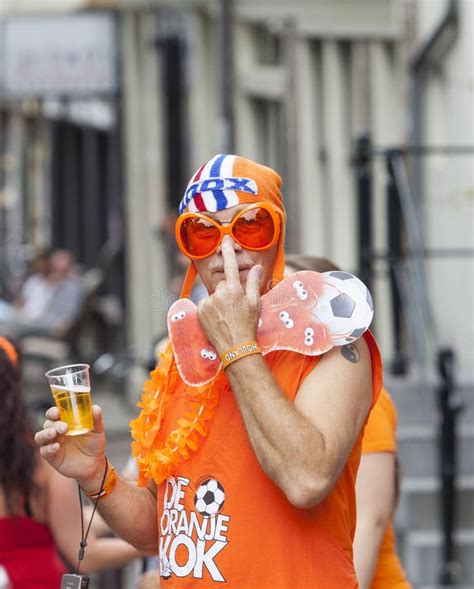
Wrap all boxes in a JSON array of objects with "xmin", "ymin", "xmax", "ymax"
[{"xmin": 45, "ymin": 364, "xmax": 94, "ymax": 435}]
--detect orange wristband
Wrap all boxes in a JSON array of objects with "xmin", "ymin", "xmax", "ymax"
[
  {"xmin": 221, "ymin": 340, "xmax": 262, "ymax": 369},
  {"xmin": 85, "ymin": 460, "xmax": 117, "ymax": 500}
]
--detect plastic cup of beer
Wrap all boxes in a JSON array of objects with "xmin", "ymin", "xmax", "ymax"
[{"xmin": 45, "ymin": 364, "xmax": 94, "ymax": 436}]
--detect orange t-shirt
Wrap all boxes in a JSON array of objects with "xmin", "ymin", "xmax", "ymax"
[
  {"xmin": 154, "ymin": 332, "xmax": 382, "ymax": 588},
  {"xmin": 361, "ymin": 388, "xmax": 411, "ymax": 589}
]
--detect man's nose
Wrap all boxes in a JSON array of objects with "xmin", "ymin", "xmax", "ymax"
[{"xmin": 216, "ymin": 234, "xmax": 242, "ymax": 255}]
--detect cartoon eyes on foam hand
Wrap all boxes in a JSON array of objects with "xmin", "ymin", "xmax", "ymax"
[
  {"xmin": 279, "ymin": 311, "xmax": 294, "ymax": 329},
  {"xmin": 200, "ymin": 349, "xmax": 217, "ymax": 361},
  {"xmin": 171, "ymin": 311, "xmax": 186, "ymax": 322},
  {"xmin": 304, "ymin": 327, "xmax": 314, "ymax": 346},
  {"xmin": 292, "ymin": 280, "xmax": 308, "ymax": 300}
]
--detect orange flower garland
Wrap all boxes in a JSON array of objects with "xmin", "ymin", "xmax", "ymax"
[{"xmin": 130, "ymin": 343, "xmax": 227, "ymax": 486}]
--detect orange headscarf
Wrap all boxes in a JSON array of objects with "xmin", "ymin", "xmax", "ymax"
[{"xmin": 178, "ymin": 154, "xmax": 287, "ymax": 297}]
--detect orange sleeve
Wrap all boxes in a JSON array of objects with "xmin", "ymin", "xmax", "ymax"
[{"xmin": 361, "ymin": 387, "xmax": 397, "ymax": 454}]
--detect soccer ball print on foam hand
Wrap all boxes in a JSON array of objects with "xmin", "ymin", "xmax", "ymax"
[
  {"xmin": 194, "ymin": 479, "xmax": 226, "ymax": 517},
  {"xmin": 312, "ymin": 271, "xmax": 374, "ymax": 346}
]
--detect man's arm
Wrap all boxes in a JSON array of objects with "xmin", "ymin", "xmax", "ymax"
[
  {"xmin": 45, "ymin": 462, "xmax": 145, "ymax": 570},
  {"xmin": 197, "ymin": 238, "xmax": 373, "ymax": 508},
  {"xmin": 35, "ymin": 405, "xmax": 159, "ymax": 554},
  {"xmin": 78, "ymin": 473, "xmax": 159, "ymax": 555},
  {"xmin": 225, "ymin": 339, "xmax": 372, "ymax": 508}
]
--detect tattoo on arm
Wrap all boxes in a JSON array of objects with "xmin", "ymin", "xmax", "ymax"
[{"xmin": 341, "ymin": 344, "xmax": 360, "ymax": 364}]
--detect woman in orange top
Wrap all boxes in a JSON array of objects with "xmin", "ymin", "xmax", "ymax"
[
  {"xmin": 286, "ymin": 255, "xmax": 411, "ymax": 589},
  {"xmin": 354, "ymin": 387, "xmax": 412, "ymax": 589}
]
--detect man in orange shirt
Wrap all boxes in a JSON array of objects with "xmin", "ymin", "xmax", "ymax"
[{"xmin": 36, "ymin": 155, "xmax": 382, "ymax": 587}]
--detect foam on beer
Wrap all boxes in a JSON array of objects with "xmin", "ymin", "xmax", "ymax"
[{"xmin": 51, "ymin": 384, "xmax": 90, "ymax": 393}]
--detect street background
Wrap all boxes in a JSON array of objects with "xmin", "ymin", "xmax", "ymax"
[{"xmin": 0, "ymin": 0, "xmax": 473, "ymax": 587}]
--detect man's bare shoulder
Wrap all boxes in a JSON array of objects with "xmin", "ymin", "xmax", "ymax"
[
  {"xmin": 305, "ymin": 335, "xmax": 371, "ymax": 384},
  {"xmin": 295, "ymin": 336, "xmax": 372, "ymax": 436}
]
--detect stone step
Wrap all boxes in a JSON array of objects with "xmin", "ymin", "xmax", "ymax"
[
  {"xmin": 395, "ymin": 476, "xmax": 474, "ymax": 531},
  {"xmin": 403, "ymin": 529, "xmax": 474, "ymax": 586},
  {"xmin": 384, "ymin": 373, "xmax": 474, "ymax": 423},
  {"xmin": 397, "ymin": 423, "xmax": 474, "ymax": 477}
]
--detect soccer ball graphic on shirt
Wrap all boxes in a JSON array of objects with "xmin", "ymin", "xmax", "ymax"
[
  {"xmin": 194, "ymin": 479, "xmax": 226, "ymax": 517},
  {"xmin": 312, "ymin": 271, "xmax": 374, "ymax": 345}
]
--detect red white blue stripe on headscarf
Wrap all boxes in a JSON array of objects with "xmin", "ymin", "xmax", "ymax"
[{"xmin": 179, "ymin": 154, "xmax": 258, "ymax": 214}]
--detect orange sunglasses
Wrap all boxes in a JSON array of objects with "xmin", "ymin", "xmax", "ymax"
[{"xmin": 176, "ymin": 202, "xmax": 282, "ymax": 260}]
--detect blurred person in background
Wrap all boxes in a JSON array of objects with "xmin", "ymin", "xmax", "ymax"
[
  {"xmin": 27, "ymin": 249, "xmax": 53, "ymax": 280},
  {"xmin": 354, "ymin": 387, "xmax": 411, "ymax": 589},
  {"xmin": 0, "ymin": 250, "xmax": 84, "ymax": 339},
  {"xmin": 285, "ymin": 254, "xmax": 411, "ymax": 589},
  {"xmin": 0, "ymin": 336, "xmax": 141, "ymax": 589},
  {"xmin": 0, "ymin": 248, "xmax": 51, "ymax": 304},
  {"xmin": 0, "ymin": 248, "xmax": 51, "ymax": 313},
  {"xmin": 35, "ymin": 155, "xmax": 382, "ymax": 588}
]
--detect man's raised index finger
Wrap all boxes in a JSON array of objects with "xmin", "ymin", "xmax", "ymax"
[{"xmin": 221, "ymin": 237, "xmax": 241, "ymax": 288}]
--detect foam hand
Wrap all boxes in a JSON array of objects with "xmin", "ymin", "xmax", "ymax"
[{"xmin": 168, "ymin": 270, "xmax": 374, "ymax": 386}]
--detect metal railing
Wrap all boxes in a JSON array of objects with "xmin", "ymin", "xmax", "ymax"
[{"xmin": 354, "ymin": 133, "xmax": 474, "ymax": 585}]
